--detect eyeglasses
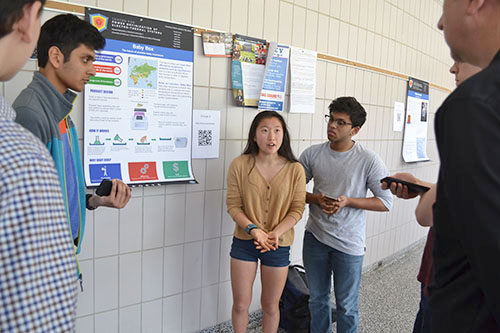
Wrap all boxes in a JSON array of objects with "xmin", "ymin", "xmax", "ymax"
[{"xmin": 324, "ymin": 115, "xmax": 353, "ymax": 127}]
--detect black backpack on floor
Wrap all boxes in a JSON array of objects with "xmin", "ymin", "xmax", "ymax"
[{"xmin": 279, "ymin": 265, "xmax": 336, "ymax": 333}]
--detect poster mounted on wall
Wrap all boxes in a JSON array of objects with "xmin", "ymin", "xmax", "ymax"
[
  {"xmin": 258, "ymin": 42, "xmax": 290, "ymax": 112},
  {"xmin": 84, "ymin": 8, "xmax": 195, "ymax": 186},
  {"xmin": 289, "ymin": 47, "xmax": 317, "ymax": 113},
  {"xmin": 402, "ymin": 77, "xmax": 430, "ymax": 162},
  {"xmin": 231, "ymin": 34, "xmax": 267, "ymax": 107}
]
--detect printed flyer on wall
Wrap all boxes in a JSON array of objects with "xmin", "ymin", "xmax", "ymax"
[
  {"xmin": 192, "ymin": 109, "xmax": 220, "ymax": 159},
  {"xmin": 402, "ymin": 77, "xmax": 430, "ymax": 162},
  {"xmin": 231, "ymin": 34, "xmax": 267, "ymax": 107},
  {"xmin": 289, "ymin": 47, "xmax": 317, "ymax": 113},
  {"xmin": 84, "ymin": 8, "xmax": 195, "ymax": 186},
  {"xmin": 201, "ymin": 31, "xmax": 232, "ymax": 57},
  {"xmin": 258, "ymin": 42, "xmax": 289, "ymax": 112}
]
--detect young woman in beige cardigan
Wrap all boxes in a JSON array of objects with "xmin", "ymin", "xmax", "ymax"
[{"xmin": 226, "ymin": 111, "xmax": 306, "ymax": 333}]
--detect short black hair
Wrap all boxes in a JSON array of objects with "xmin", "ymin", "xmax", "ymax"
[
  {"xmin": 328, "ymin": 96, "xmax": 367, "ymax": 127},
  {"xmin": 37, "ymin": 13, "xmax": 105, "ymax": 67},
  {"xmin": 0, "ymin": 0, "xmax": 46, "ymax": 39}
]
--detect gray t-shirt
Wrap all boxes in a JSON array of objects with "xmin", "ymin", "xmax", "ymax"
[{"xmin": 299, "ymin": 141, "xmax": 393, "ymax": 255}]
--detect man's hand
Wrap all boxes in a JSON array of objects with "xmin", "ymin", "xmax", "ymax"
[
  {"xmin": 319, "ymin": 194, "xmax": 339, "ymax": 214},
  {"xmin": 381, "ymin": 173, "xmax": 420, "ymax": 199},
  {"xmin": 332, "ymin": 195, "xmax": 349, "ymax": 214},
  {"xmin": 93, "ymin": 179, "xmax": 131, "ymax": 209}
]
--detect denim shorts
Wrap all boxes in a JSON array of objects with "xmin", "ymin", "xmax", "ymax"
[{"xmin": 230, "ymin": 237, "xmax": 290, "ymax": 267}]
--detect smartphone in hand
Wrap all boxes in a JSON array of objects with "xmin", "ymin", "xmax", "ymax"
[
  {"xmin": 324, "ymin": 195, "xmax": 339, "ymax": 201},
  {"xmin": 96, "ymin": 179, "xmax": 113, "ymax": 196},
  {"xmin": 380, "ymin": 176, "xmax": 430, "ymax": 194}
]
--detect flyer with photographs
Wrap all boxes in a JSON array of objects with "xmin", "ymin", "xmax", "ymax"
[
  {"xmin": 201, "ymin": 31, "xmax": 232, "ymax": 57},
  {"xmin": 402, "ymin": 77, "xmax": 430, "ymax": 162},
  {"xmin": 231, "ymin": 34, "xmax": 267, "ymax": 107},
  {"xmin": 84, "ymin": 8, "xmax": 195, "ymax": 186},
  {"xmin": 258, "ymin": 42, "xmax": 289, "ymax": 112}
]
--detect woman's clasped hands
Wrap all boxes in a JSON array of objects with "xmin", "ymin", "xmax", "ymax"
[{"xmin": 250, "ymin": 228, "xmax": 281, "ymax": 253}]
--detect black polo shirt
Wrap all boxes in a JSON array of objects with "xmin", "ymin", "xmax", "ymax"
[{"xmin": 430, "ymin": 50, "xmax": 500, "ymax": 332}]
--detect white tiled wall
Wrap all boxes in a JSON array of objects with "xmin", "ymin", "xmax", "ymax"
[{"xmin": 2, "ymin": 0, "xmax": 453, "ymax": 331}]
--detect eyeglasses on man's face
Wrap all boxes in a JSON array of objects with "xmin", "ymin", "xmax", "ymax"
[{"xmin": 324, "ymin": 114, "xmax": 353, "ymax": 127}]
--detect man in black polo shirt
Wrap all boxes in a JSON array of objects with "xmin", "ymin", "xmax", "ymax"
[{"xmin": 430, "ymin": 0, "xmax": 500, "ymax": 331}]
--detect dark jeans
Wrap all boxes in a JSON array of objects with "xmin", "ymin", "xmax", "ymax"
[
  {"xmin": 303, "ymin": 231, "xmax": 363, "ymax": 333},
  {"xmin": 413, "ymin": 284, "xmax": 431, "ymax": 333}
]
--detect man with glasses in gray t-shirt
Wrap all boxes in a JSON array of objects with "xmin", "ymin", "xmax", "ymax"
[{"xmin": 299, "ymin": 96, "xmax": 393, "ymax": 333}]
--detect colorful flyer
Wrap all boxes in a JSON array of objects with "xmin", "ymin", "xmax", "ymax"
[
  {"xmin": 402, "ymin": 77, "xmax": 430, "ymax": 162},
  {"xmin": 258, "ymin": 42, "xmax": 289, "ymax": 112},
  {"xmin": 231, "ymin": 34, "xmax": 267, "ymax": 107},
  {"xmin": 84, "ymin": 8, "xmax": 195, "ymax": 185}
]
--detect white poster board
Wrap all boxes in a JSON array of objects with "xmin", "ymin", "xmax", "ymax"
[
  {"xmin": 84, "ymin": 8, "xmax": 195, "ymax": 185},
  {"xmin": 402, "ymin": 77, "xmax": 430, "ymax": 162}
]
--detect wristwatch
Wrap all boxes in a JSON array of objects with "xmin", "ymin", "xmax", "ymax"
[{"xmin": 244, "ymin": 223, "xmax": 258, "ymax": 234}]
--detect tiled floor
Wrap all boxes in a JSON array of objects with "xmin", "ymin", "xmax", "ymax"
[{"xmin": 200, "ymin": 240, "xmax": 424, "ymax": 332}]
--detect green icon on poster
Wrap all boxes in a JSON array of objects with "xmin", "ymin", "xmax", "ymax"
[
  {"xmin": 89, "ymin": 76, "xmax": 122, "ymax": 87},
  {"xmin": 163, "ymin": 161, "xmax": 189, "ymax": 179}
]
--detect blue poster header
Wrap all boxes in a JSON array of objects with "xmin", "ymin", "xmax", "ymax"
[
  {"xmin": 105, "ymin": 39, "xmax": 193, "ymax": 62},
  {"xmin": 408, "ymin": 90, "xmax": 429, "ymax": 100}
]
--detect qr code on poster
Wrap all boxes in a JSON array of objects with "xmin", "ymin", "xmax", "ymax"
[{"xmin": 198, "ymin": 129, "xmax": 213, "ymax": 146}]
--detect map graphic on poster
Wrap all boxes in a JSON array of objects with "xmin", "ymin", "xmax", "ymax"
[
  {"xmin": 128, "ymin": 57, "xmax": 158, "ymax": 89},
  {"xmin": 84, "ymin": 8, "xmax": 195, "ymax": 186}
]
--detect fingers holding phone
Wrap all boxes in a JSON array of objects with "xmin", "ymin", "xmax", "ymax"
[
  {"xmin": 95, "ymin": 178, "xmax": 131, "ymax": 209},
  {"xmin": 320, "ymin": 194, "xmax": 339, "ymax": 214},
  {"xmin": 381, "ymin": 178, "xmax": 411, "ymax": 198},
  {"xmin": 380, "ymin": 173, "xmax": 430, "ymax": 199}
]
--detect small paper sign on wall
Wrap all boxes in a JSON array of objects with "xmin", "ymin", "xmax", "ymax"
[
  {"xmin": 289, "ymin": 47, "xmax": 317, "ymax": 114},
  {"xmin": 393, "ymin": 102, "xmax": 404, "ymax": 132},
  {"xmin": 192, "ymin": 110, "xmax": 220, "ymax": 159}
]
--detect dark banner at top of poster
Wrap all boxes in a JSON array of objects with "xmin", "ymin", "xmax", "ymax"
[
  {"xmin": 85, "ymin": 8, "xmax": 193, "ymax": 52},
  {"xmin": 407, "ymin": 77, "xmax": 429, "ymax": 95}
]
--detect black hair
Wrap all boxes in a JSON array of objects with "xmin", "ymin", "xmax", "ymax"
[
  {"xmin": 37, "ymin": 14, "xmax": 105, "ymax": 67},
  {"xmin": 243, "ymin": 110, "xmax": 298, "ymax": 163},
  {"xmin": 328, "ymin": 96, "xmax": 367, "ymax": 127},
  {"xmin": 0, "ymin": 0, "xmax": 46, "ymax": 39}
]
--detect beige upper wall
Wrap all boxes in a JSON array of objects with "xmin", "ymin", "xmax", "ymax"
[{"xmin": 48, "ymin": 0, "xmax": 454, "ymax": 91}]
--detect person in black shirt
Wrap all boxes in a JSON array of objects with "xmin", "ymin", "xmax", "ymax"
[{"xmin": 430, "ymin": 0, "xmax": 500, "ymax": 331}]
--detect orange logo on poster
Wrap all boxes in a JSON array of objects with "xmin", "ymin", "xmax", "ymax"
[
  {"xmin": 128, "ymin": 162, "xmax": 158, "ymax": 181},
  {"xmin": 89, "ymin": 13, "xmax": 109, "ymax": 32}
]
